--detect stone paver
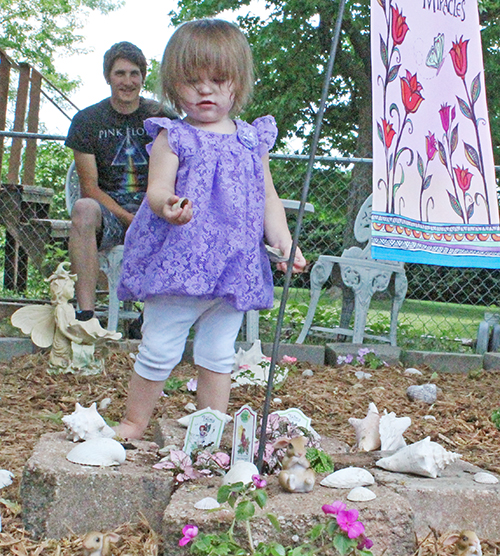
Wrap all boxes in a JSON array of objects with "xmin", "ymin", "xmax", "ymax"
[
  {"xmin": 401, "ymin": 350, "xmax": 483, "ymax": 373},
  {"xmin": 20, "ymin": 432, "xmax": 172, "ymax": 539}
]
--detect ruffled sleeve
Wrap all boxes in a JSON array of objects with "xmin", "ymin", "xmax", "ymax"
[
  {"xmin": 252, "ymin": 115, "xmax": 278, "ymax": 157},
  {"xmin": 144, "ymin": 117, "xmax": 179, "ymax": 155}
]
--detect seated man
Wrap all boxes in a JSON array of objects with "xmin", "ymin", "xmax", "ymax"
[{"xmin": 65, "ymin": 41, "xmax": 171, "ymax": 331}]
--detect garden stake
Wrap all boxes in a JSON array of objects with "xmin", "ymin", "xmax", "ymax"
[{"xmin": 257, "ymin": 0, "xmax": 347, "ymax": 471}]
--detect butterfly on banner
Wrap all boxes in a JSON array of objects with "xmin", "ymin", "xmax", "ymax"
[{"xmin": 426, "ymin": 32, "xmax": 445, "ymax": 74}]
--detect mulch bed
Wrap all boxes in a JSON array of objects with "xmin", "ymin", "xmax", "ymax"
[{"xmin": 1, "ymin": 347, "xmax": 500, "ymax": 555}]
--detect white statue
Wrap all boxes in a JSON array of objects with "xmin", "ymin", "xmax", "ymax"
[{"xmin": 11, "ymin": 262, "xmax": 121, "ymax": 372}]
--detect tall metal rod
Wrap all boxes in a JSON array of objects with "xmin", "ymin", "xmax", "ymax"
[{"xmin": 257, "ymin": 0, "xmax": 347, "ymax": 470}]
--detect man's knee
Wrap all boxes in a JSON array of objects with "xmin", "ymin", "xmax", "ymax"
[{"xmin": 71, "ymin": 198, "xmax": 102, "ymax": 231}]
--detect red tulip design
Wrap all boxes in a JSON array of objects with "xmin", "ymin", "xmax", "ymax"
[
  {"xmin": 400, "ymin": 70, "xmax": 424, "ymax": 114},
  {"xmin": 454, "ymin": 165, "xmax": 473, "ymax": 192},
  {"xmin": 391, "ymin": 5, "xmax": 409, "ymax": 46},
  {"xmin": 450, "ymin": 36, "xmax": 469, "ymax": 79},
  {"xmin": 382, "ymin": 119, "xmax": 396, "ymax": 147}
]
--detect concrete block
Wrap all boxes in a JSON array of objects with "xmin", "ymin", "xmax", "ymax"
[
  {"xmin": 325, "ymin": 343, "xmax": 401, "ymax": 367},
  {"xmin": 0, "ymin": 337, "xmax": 36, "ymax": 362},
  {"xmin": 483, "ymin": 352, "xmax": 500, "ymax": 371},
  {"xmin": 161, "ymin": 477, "xmax": 416, "ymax": 556},
  {"xmin": 401, "ymin": 350, "xmax": 483, "ymax": 373},
  {"xmin": 20, "ymin": 432, "xmax": 173, "ymax": 539},
  {"xmin": 374, "ymin": 461, "xmax": 500, "ymax": 539}
]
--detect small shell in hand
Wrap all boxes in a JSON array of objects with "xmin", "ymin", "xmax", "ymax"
[
  {"xmin": 66, "ymin": 438, "xmax": 126, "ymax": 466},
  {"xmin": 172, "ymin": 197, "xmax": 189, "ymax": 210}
]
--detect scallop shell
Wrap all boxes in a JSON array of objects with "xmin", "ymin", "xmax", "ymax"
[
  {"xmin": 379, "ymin": 411, "xmax": 411, "ymax": 452},
  {"xmin": 194, "ymin": 497, "xmax": 221, "ymax": 510},
  {"xmin": 474, "ymin": 472, "xmax": 499, "ymax": 484},
  {"xmin": 347, "ymin": 486, "xmax": 376, "ymax": 501},
  {"xmin": 376, "ymin": 436, "xmax": 461, "ymax": 478},
  {"xmin": 348, "ymin": 402, "xmax": 381, "ymax": 451},
  {"xmin": 66, "ymin": 438, "xmax": 126, "ymax": 466},
  {"xmin": 320, "ymin": 467, "xmax": 375, "ymax": 489},
  {"xmin": 0, "ymin": 470, "xmax": 14, "ymax": 489},
  {"xmin": 62, "ymin": 402, "xmax": 115, "ymax": 442},
  {"xmin": 222, "ymin": 461, "xmax": 259, "ymax": 486}
]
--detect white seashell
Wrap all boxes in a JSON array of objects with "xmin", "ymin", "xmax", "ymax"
[
  {"xmin": 379, "ymin": 411, "xmax": 411, "ymax": 452},
  {"xmin": 232, "ymin": 340, "xmax": 288, "ymax": 387},
  {"xmin": 177, "ymin": 407, "xmax": 232, "ymax": 428},
  {"xmin": 184, "ymin": 402, "xmax": 197, "ymax": 413},
  {"xmin": 0, "ymin": 470, "xmax": 14, "ymax": 489},
  {"xmin": 347, "ymin": 486, "xmax": 376, "ymax": 501},
  {"xmin": 273, "ymin": 398, "xmax": 282, "ymax": 404},
  {"xmin": 222, "ymin": 461, "xmax": 259, "ymax": 486},
  {"xmin": 376, "ymin": 436, "xmax": 461, "ymax": 478},
  {"xmin": 62, "ymin": 402, "xmax": 115, "ymax": 442},
  {"xmin": 404, "ymin": 367, "xmax": 423, "ymax": 376},
  {"xmin": 320, "ymin": 467, "xmax": 375, "ymax": 489},
  {"xmin": 354, "ymin": 371, "xmax": 372, "ymax": 380},
  {"xmin": 99, "ymin": 398, "xmax": 112, "ymax": 411},
  {"xmin": 348, "ymin": 402, "xmax": 381, "ymax": 451},
  {"xmin": 302, "ymin": 369, "xmax": 314, "ymax": 377},
  {"xmin": 194, "ymin": 497, "xmax": 221, "ymax": 510},
  {"xmin": 423, "ymin": 415, "xmax": 437, "ymax": 421},
  {"xmin": 129, "ymin": 352, "xmax": 136, "ymax": 360},
  {"xmin": 474, "ymin": 472, "xmax": 499, "ymax": 484},
  {"xmin": 66, "ymin": 438, "xmax": 126, "ymax": 466}
]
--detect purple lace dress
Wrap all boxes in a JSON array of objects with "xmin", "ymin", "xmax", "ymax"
[{"xmin": 117, "ymin": 116, "xmax": 278, "ymax": 312}]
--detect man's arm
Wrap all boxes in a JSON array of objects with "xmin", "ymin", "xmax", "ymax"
[{"xmin": 73, "ymin": 150, "xmax": 135, "ymax": 227}]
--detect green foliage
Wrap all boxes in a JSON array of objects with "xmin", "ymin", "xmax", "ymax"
[
  {"xmin": 306, "ymin": 447, "xmax": 335, "ymax": 473},
  {"xmin": 1, "ymin": 0, "xmax": 123, "ymax": 81},
  {"xmin": 492, "ymin": 408, "xmax": 500, "ymax": 429},
  {"xmin": 163, "ymin": 376, "xmax": 188, "ymax": 393}
]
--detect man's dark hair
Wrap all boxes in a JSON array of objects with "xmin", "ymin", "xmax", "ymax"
[{"xmin": 103, "ymin": 42, "xmax": 147, "ymax": 82}]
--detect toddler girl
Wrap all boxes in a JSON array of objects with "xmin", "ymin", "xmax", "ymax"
[{"xmin": 116, "ymin": 18, "xmax": 306, "ymax": 439}]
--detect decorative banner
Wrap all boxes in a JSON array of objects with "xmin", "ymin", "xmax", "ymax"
[
  {"xmin": 371, "ymin": 0, "xmax": 500, "ymax": 268},
  {"xmin": 231, "ymin": 404, "xmax": 257, "ymax": 466}
]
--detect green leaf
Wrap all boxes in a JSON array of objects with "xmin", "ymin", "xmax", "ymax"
[
  {"xmin": 457, "ymin": 96, "xmax": 473, "ymax": 120},
  {"xmin": 308, "ymin": 523, "xmax": 324, "ymax": 541},
  {"xmin": 471, "ymin": 72, "xmax": 481, "ymax": 104},
  {"xmin": 464, "ymin": 142, "xmax": 481, "ymax": 170},
  {"xmin": 253, "ymin": 488, "xmax": 268, "ymax": 509},
  {"xmin": 235, "ymin": 500, "xmax": 255, "ymax": 521},
  {"xmin": 333, "ymin": 532, "xmax": 356, "ymax": 555},
  {"xmin": 267, "ymin": 512, "xmax": 282, "ymax": 531},
  {"xmin": 217, "ymin": 485, "xmax": 232, "ymax": 504}
]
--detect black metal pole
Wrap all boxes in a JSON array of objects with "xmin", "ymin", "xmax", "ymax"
[{"xmin": 257, "ymin": 0, "xmax": 347, "ymax": 471}]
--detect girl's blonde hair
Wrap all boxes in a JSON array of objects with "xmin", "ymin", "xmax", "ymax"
[{"xmin": 161, "ymin": 19, "xmax": 254, "ymax": 115}]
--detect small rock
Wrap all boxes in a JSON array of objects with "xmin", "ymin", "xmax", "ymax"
[
  {"xmin": 404, "ymin": 367, "xmax": 422, "ymax": 376},
  {"xmin": 423, "ymin": 415, "xmax": 437, "ymax": 421},
  {"xmin": 292, "ymin": 535, "xmax": 300, "ymax": 543},
  {"xmin": 302, "ymin": 369, "xmax": 314, "ymax": 377},
  {"xmin": 184, "ymin": 402, "xmax": 197, "ymax": 413},
  {"xmin": 355, "ymin": 371, "xmax": 372, "ymax": 380},
  {"xmin": 273, "ymin": 397, "xmax": 282, "ymax": 404},
  {"xmin": 474, "ymin": 472, "xmax": 499, "ymax": 484},
  {"xmin": 99, "ymin": 397, "xmax": 112, "ymax": 411},
  {"xmin": 407, "ymin": 383, "xmax": 438, "ymax": 404},
  {"xmin": 128, "ymin": 352, "xmax": 136, "ymax": 360}
]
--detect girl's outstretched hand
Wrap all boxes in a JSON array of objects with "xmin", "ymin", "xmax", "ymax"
[
  {"xmin": 162, "ymin": 195, "xmax": 193, "ymax": 225},
  {"xmin": 275, "ymin": 244, "xmax": 307, "ymax": 274}
]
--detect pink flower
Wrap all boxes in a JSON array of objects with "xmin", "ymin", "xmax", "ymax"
[
  {"xmin": 454, "ymin": 165, "xmax": 473, "ymax": 192},
  {"xmin": 179, "ymin": 524, "xmax": 198, "ymax": 546},
  {"xmin": 337, "ymin": 509, "xmax": 365, "ymax": 539},
  {"xmin": 281, "ymin": 355, "xmax": 297, "ymax": 364},
  {"xmin": 322, "ymin": 501, "xmax": 347, "ymax": 515},
  {"xmin": 252, "ymin": 474, "xmax": 267, "ymax": 489},
  {"xmin": 439, "ymin": 103, "xmax": 455, "ymax": 133},
  {"xmin": 426, "ymin": 132, "xmax": 437, "ymax": 161},
  {"xmin": 357, "ymin": 536, "xmax": 374, "ymax": 550},
  {"xmin": 391, "ymin": 5, "xmax": 409, "ymax": 46}
]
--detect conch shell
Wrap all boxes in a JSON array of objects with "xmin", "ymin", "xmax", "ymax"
[
  {"xmin": 348, "ymin": 402, "xmax": 381, "ymax": 451},
  {"xmin": 379, "ymin": 410, "xmax": 411, "ymax": 452},
  {"xmin": 376, "ymin": 436, "xmax": 461, "ymax": 478},
  {"xmin": 62, "ymin": 402, "xmax": 115, "ymax": 442}
]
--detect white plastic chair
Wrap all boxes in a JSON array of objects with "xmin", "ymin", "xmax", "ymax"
[
  {"xmin": 296, "ymin": 195, "xmax": 407, "ymax": 346},
  {"xmin": 65, "ymin": 161, "xmax": 126, "ymax": 332}
]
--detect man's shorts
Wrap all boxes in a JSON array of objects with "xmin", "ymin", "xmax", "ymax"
[
  {"xmin": 97, "ymin": 192, "xmax": 144, "ymax": 251},
  {"xmin": 134, "ymin": 295, "xmax": 245, "ymax": 382}
]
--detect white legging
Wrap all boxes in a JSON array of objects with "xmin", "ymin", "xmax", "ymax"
[{"xmin": 134, "ymin": 295, "xmax": 245, "ymax": 381}]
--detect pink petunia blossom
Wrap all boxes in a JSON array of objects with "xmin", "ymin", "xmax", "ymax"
[
  {"xmin": 322, "ymin": 501, "xmax": 347, "ymax": 515},
  {"xmin": 179, "ymin": 524, "xmax": 198, "ymax": 546},
  {"xmin": 252, "ymin": 474, "xmax": 268, "ymax": 489},
  {"xmin": 337, "ymin": 509, "xmax": 365, "ymax": 539},
  {"xmin": 281, "ymin": 355, "xmax": 297, "ymax": 364}
]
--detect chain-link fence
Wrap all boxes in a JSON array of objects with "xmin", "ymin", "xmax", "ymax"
[{"xmin": 1, "ymin": 137, "xmax": 500, "ymax": 352}]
